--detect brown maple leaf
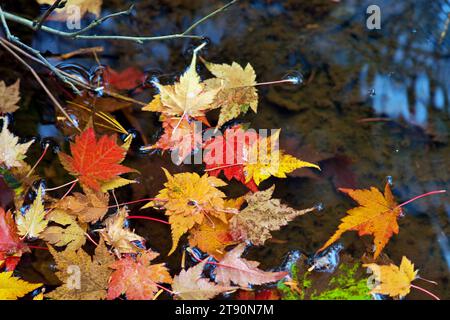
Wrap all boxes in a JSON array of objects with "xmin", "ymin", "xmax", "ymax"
[
  {"xmin": 0, "ymin": 80, "xmax": 20, "ymax": 114},
  {"xmin": 46, "ymin": 240, "xmax": 114, "ymax": 300},
  {"xmin": 230, "ymin": 186, "xmax": 315, "ymax": 246}
]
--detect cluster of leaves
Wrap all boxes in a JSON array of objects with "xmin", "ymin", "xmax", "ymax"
[{"xmin": 0, "ymin": 45, "xmax": 443, "ymax": 300}]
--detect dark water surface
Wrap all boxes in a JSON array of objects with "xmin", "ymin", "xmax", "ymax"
[{"xmin": 1, "ymin": 0, "xmax": 449, "ymax": 299}]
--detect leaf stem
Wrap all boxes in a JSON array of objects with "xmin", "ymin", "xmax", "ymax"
[
  {"xmin": 27, "ymin": 245, "xmax": 49, "ymax": 251},
  {"xmin": 410, "ymin": 284, "xmax": 440, "ymax": 300},
  {"xmin": 25, "ymin": 143, "xmax": 49, "ymax": 178},
  {"xmin": 397, "ymin": 190, "xmax": 446, "ymax": 208},
  {"xmin": 107, "ymin": 198, "xmax": 166, "ymax": 208},
  {"xmin": 45, "ymin": 179, "xmax": 79, "ymax": 191}
]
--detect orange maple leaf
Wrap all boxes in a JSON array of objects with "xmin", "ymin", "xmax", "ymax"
[
  {"xmin": 58, "ymin": 128, "xmax": 133, "ymax": 191},
  {"xmin": 318, "ymin": 183, "xmax": 402, "ymax": 259},
  {"xmin": 107, "ymin": 250, "xmax": 172, "ymax": 300}
]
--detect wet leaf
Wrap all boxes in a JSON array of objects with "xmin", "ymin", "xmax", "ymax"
[
  {"xmin": 143, "ymin": 168, "xmax": 227, "ymax": 255},
  {"xmin": 46, "ymin": 240, "xmax": 114, "ymax": 300},
  {"xmin": 0, "ymin": 118, "xmax": 33, "ymax": 169},
  {"xmin": 107, "ymin": 250, "xmax": 172, "ymax": 300},
  {"xmin": 230, "ymin": 186, "xmax": 315, "ymax": 245},
  {"xmin": 173, "ymin": 259, "xmax": 237, "ymax": 300},
  {"xmin": 0, "ymin": 272, "xmax": 42, "ymax": 300},
  {"xmin": 15, "ymin": 186, "xmax": 47, "ymax": 239},
  {"xmin": 214, "ymin": 243, "xmax": 288, "ymax": 287},
  {"xmin": 0, "ymin": 80, "xmax": 20, "ymax": 114},
  {"xmin": 318, "ymin": 183, "xmax": 402, "ymax": 259},
  {"xmin": 58, "ymin": 128, "xmax": 133, "ymax": 191}
]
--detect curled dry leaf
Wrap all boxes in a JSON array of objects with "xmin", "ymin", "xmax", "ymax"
[
  {"xmin": 319, "ymin": 183, "xmax": 402, "ymax": 259},
  {"xmin": 107, "ymin": 250, "xmax": 172, "ymax": 300},
  {"xmin": 143, "ymin": 168, "xmax": 228, "ymax": 255},
  {"xmin": 214, "ymin": 243, "xmax": 288, "ymax": 287},
  {"xmin": 173, "ymin": 259, "xmax": 237, "ymax": 300},
  {"xmin": 58, "ymin": 128, "xmax": 133, "ymax": 191},
  {"xmin": 99, "ymin": 207, "xmax": 145, "ymax": 255},
  {"xmin": 0, "ymin": 272, "xmax": 42, "ymax": 300},
  {"xmin": 46, "ymin": 240, "xmax": 114, "ymax": 300},
  {"xmin": 230, "ymin": 186, "xmax": 315, "ymax": 245},
  {"xmin": 0, "ymin": 80, "xmax": 20, "ymax": 114},
  {"xmin": 15, "ymin": 186, "xmax": 48, "ymax": 239},
  {"xmin": 54, "ymin": 187, "xmax": 109, "ymax": 223},
  {"xmin": 364, "ymin": 256, "xmax": 418, "ymax": 298},
  {"xmin": 0, "ymin": 118, "xmax": 33, "ymax": 169}
]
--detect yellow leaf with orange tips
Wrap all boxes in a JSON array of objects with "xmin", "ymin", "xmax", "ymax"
[
  {"xmin": 143, "ymin": 168, "xmax": 227, "ymax": 255},
  {"xmin": 318, "ymin": 183, "xmax": 402, "ymax": 259},
  {"xmin": 0, "ymin": 272, "xmax": 42, "ymax": 300},
  {"xmin": 364, "ymin": 256, "xmax": 418, "ymax": 298},
  {"xmin": 244, "ymin": 130, "xmax": 320, "ymax": 185}
]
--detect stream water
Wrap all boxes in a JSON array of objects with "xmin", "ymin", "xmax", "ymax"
[{"xmin": 1, "ymin": 0, "xmax": 449, "ymax": 299}]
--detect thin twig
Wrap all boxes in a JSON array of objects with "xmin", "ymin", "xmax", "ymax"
[
  {"xmin": 0, "ymin": 38, "xmax": 80, "ymax": 130},
  {"xmin": 33, "ymin": 0, "xmax": 64, "ymax": 31},
  {"xmin": 2, "ymin": 0, "xmax": 238, "ymax": 43}
]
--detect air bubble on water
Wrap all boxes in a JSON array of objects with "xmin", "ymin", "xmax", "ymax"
[
  {"xmin": 138, "ymin": 145, "xmax": 152, "ymax": 154},
  {"xmin": 40, "ymin": 137, "xmax": 60, "ymax": 153},
  {"xmin": 368, "ymin": 89, "xmax": 376, "ymax": 97},
  {"xmin": 282, "ymin": 71, "xmax": 304, "ymax": 86},
  {"xmin": 94, "ymin": 86, "xmax": 104, "ymax": 97},
  {"xmin": 386, "ymin": 175, "xmax": 393, "ymax": 186},
  {"xmin": 412, "ymin": 29, "xmax": 417, "ymax": 34},
  {"xmin": 315, "ymin": 202, "xmax": 324, "ymax": 211},
  {"xmin": 67, "ymin": 114, "xmax": 79, "ymax": 129}
]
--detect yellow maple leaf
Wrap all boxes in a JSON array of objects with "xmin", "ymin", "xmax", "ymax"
[
  {"xmin": 0, "ymin": 79, "xmax": 20, "ymax": 114},
  {"xmin": 40, "ymin": 210, "xmax": 86, "ymax": 251},
  {"xmin": 0, "ymin": 117, "xmax": 34, "ymax": 169},
  {"xmin": 364, "ymin": 256, "xmax": 418, "ymax": 298},
  {"xmin": 36, "ymin": 0, "xmax": 102, "ymax": 21},
  {"xmin": 16, "ymin": 186, "xmax": 48, "ymax": 239},
  {"xmin": 152, "ymin": 53, "xmax": 219, "ymax": 118},
  {"xmin": 318, "ymin": 183, "xmax": 402, "ymax": 259},
  {"xmin": 0, "ymin": 272, "xmax": 42, "ymax": 300},
  {"xmin": 244, "ymin": 129, "xmax": 320, "ymax": 185},
  {"xmin": 143, "ymin": 168, "xmax": 227, "ymax": 255},
  {"xmin": 203, "ymin": 60, "xmax": 258, "ymax": 127}
]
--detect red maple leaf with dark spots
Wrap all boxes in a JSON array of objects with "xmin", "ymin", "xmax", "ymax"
[
  {"xmin": 203, "ymin": 125, "xmax": 259, "ymax": 192},
  {"xmin": 59, "ymin": 128, "xmax": 133, "ymax": 191}
]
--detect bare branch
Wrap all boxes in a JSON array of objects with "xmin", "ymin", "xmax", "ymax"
[{"xmin": 33, "ymin": 0, "xmax": 65, "ymax": 31}]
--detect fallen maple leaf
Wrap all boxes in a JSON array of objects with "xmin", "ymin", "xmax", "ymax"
[
  {"xmin": 0, "ymin": 80, "xmax": 20, "ymax": 114},
  {"xmin": 151, "ymin": 53, "xmax": 219, "ymax": 118},
  {"xmin": 107, "ymin": 250, "xmax": 172, "ymax": 300},
  {"xmin": 188, "ymin": 216, "xmax": 235, "ymax": 259},
  {"xmin": 46, "ymin": 240, "xmax": 114, "ymax": 300},
  {"xmin": 36, "ymin": 0, "xmax": 102, "ymax": 21},
  {"xmin": 173, "ymin": 259, "xmax": 237, "ymax": 300},
  {"xmin": 58, "ymin": 127, "xmax": 133, "ymax": 191},
  {"xmin": 40, "ymin": 210, "xmax": 86, "ymax": 251},
  {"xmin": 54, "ymin": 188, "xmax": 109, "ymax": 223},
  {"xmin": 203, "ymin": 60, "xmax": 258, "ymax": 127},
  {"xmin": 364, "ymin": 256, "xmax": 418, "ymax": 298},
  {"xmin": 0, "ymin": 271, "xmax": 42, "ymax": 300},
  {"xmin": 230, "ymin": 186, "xmax": 315, "ymax": 245},
  {"xmin": 0, "ymin": 117, "xmax": 33, "ymax": 169},
  {"xmin": 16, "ymin": 186, "xmax": 48, "ymax": 239},
  {"xmin": 0, "ymin": 207, "xmax": 26, "ymax": 255},
  {"xmin": 99, "ymin": 207, "xmax": 145, "ymax": 255},
  {"xmin": 244, "ymin": 130, "xmax": 320, "ymax": 186},
  {"xmin": 143, "ymin": 168, "xmax": 228, "ymax": 255},
  {"xmin": 318, "ymin": 183, "xmax": 402, "ymax": 259},
  {"xmin": 214, "ymin": 243, "xmax": 288, "ymax": 287},
  {"xmin": 103, "ymin": 66, "xmax": 145, "ymax": 91}
]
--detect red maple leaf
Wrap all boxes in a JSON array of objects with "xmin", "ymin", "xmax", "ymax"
[
  {"xmin": 0, "ymin": 207, "xmax": 26, "ymax": 268},
  {"xmin": 103, "ymin": 67, "xmax": 145, "ymax": 91},
  {"xmin": 59, "ymin": 128, "xmax": 133, "ymax": 191},
  {"xmin": 203, "ymin": 125, "xmax": 259, "ymax": 191}
]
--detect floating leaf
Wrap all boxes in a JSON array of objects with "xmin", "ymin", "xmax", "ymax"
[
  {"xmin": 16, "ymin": 186, "xmax": 48, "ymax": 239},
  {"xmin": 0, "ymin": 118, "xmax": 33, "ymax": 169},
  {"xmin": 0, "ymin": 272, "xmax": 42, "ymax": 300},
  {"xmin": 0, "ymin": 80, "xmax": 20, "ymax": 114}
]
